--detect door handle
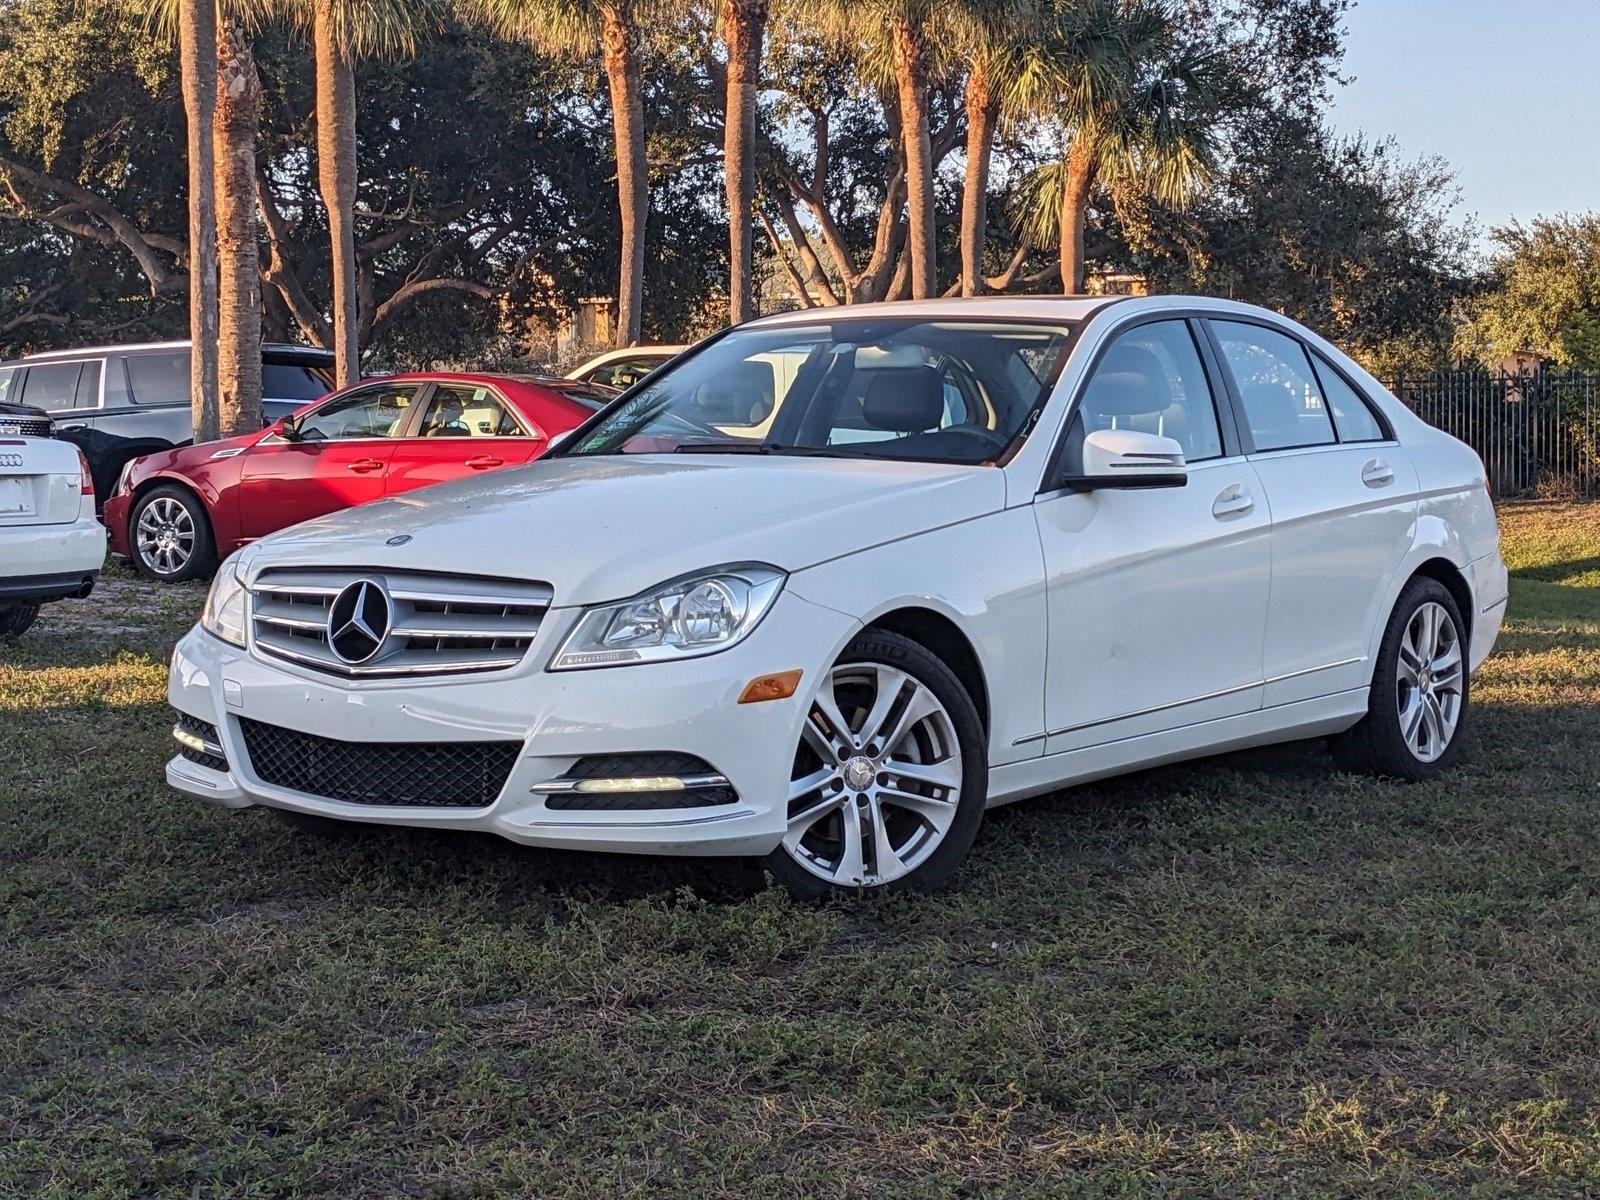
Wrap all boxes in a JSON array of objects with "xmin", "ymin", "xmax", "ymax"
[
  {"xmin": 346, "ymin": 458, "xmax": 384, "ymax": 473},
  {"xmin": 465, "ymin": 455, "xmax": 504, "ymax": 470},
  {"xmin": 57, "ymin": 423, "xmax": 88, "ymax": 432},
  {"xmin": 1212, "ymin": 484, "xmax": 1254, "ymax": 519},
  {"xmin": 1361, "ymin": 458, "xmax": 1395, "ymax": 488}
]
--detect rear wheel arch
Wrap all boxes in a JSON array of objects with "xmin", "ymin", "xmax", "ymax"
[
  {"xmin": 863, "ymin": 606, "xmax": 990, "ymax": 736},
  {"xmin": 1409, "ymin": 556, "xmax": 1474, "ymax": 646}
]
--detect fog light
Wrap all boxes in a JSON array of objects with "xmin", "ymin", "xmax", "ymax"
[
  {"xmin": 573, "ymin": 776, "xmax": 686, "ymax": 793},
  {"xmin": 739, "ymin": 669, "xmax": 803, "ymax": 704}
]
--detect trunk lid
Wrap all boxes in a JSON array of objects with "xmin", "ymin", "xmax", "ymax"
[{"xmin": 0, "ymin": 437, "xmax": 83, "ymax": 526}]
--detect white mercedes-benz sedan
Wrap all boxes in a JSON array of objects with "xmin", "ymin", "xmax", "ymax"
[{"xmin": 166, "ymin": 297, "xmax": 1507, "ymax": 895}]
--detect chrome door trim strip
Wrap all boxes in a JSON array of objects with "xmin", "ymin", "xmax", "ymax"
[{"xmin": 1013, "ymin": 656, "xmax": 1366, "ymax": 746}]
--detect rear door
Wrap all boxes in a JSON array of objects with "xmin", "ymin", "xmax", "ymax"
[
  {"xmin": 238, "ymin": 381, "xmax": 421, "ymax": 538},
  {"xmin": 1205, "ymin": 318, "xmax": 1419, "ymax": 707},
  {"xmin": 383, "ymin": 383, "xmax": 544, "ymax": 496}
]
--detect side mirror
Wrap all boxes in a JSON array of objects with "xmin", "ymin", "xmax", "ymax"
[
  {"xmin": 547, "ymin": 429, "xmax": 574, "ymax": 452},
  {"xmin": 277, "ymin": 417, "xmax": 301, "ymax": 443},
  {"xmin": 1062, "ymin": 428, "xmax": 1187, "ymax": 491}
]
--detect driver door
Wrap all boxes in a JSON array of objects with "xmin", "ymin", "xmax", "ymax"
[
  {"xmin": 1033, "ymin": 318, "xmax": 1272, "ymax": 754},
  {"xmin": 238, "ymin": 382, "xmax": 422, "ymax": 539}
]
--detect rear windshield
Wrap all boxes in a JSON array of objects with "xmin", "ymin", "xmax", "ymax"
[{"xmin": 263, "ymin": 361, "xmax": 334, "ymax": 401}]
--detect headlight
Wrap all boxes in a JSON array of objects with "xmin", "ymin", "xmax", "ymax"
[
  {"xmin": 550, "ymin": 564, "xmax": 785, "ymax": 670},
  {"xmin": 201, "ymin": 555, "xmax": 249, "ymax": 648}
]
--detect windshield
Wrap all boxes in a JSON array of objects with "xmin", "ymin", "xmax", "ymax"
[{"xmin": 565, "ymin": 318, "xmax": 1078, "ymax": 464}]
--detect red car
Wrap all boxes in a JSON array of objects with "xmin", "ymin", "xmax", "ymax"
[{"xmin": 105, "ymin": 372, "xmax": 611, "ymax": 581}]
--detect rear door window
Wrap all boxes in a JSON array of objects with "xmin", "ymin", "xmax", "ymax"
[
  {"xmin": 125, "ymin": 352, "xmax": 190, "ymax": 406},
  {"xmin": 1312, "ymin": 354, "xmax": 1389, "ymax": 442},
  {"xmin": 0, "ymin": 367, "xmax": 18, "ymax": 403},
  {"xmin": 75, "ymin": 361, "xmax": 103, "ymax": 408},
  {"xmin": 415, "ymin": 385, "xmax": 525, "ymax": 437},
  {"xmin": 1211, "ymin": 321, "xmax": 1337, "ymax": 452},
  {"xmin": 21, "ymin": 362, "xmax": 84, "ymax": 411}
]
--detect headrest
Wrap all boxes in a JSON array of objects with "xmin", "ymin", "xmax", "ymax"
[
  {"xmin": 1086, "ymin": 343, "xmax": 1171, "ymax": 417},
  {"xmin": 861, "ymin": 365, "xmax": 945, "ymax": 433},
  {"xmin": 693, "ymin": 360, "xmax": 774, "ymax": 423}
]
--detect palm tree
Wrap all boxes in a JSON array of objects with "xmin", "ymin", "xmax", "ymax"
[
  {"xmin": 294, "ymin": 0, "xmax": 436, "ymax": 386},
  {"xmin": 1017, "ymin": 0, "xmax": 1217, "ymax": 293},
  {"xmin": 214, "ymin": 13, "xmax": 264, "ymax": 436},
  {"xmin": 720, "ymin": 0, "xmax": 768, "ymax": 325},
  {"xmin": 949, "ymin": 0, "xmax": 1055, "ymax": 296},
  {"xmin": 176, "ymin": 0, "xmax": 220, "ymax": 441},
  {"xmin": 478, "ymin": 0, "xmax": 658, "ymax": 348},
  {"xmin": 811, "ymin": 0, "xmax": 951, "ymax": 299}
]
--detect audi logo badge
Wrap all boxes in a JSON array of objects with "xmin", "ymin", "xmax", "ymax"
[
  {"xmin": 326, "ymin": 579, "xmax": 392, "ymax": 665},
  {"xmin": 0, "ymin": 453, "xmax": 23, "ymax": 468}
]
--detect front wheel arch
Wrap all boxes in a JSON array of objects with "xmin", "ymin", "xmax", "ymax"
[{"xmin": 863, "ymin": 606, "xmax": 990, "ymax": 738}]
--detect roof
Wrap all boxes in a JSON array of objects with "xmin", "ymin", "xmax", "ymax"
[
  {"xmin": 11, "ymin": 340, "xmax": 334, "ymax": 362},
  {"xmin": 744, "ymin": 296, "xmax": 1125, "ymax": 329}
]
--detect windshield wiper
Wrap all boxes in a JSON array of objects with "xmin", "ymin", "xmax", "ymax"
[{"xmin": 671, "ymin": 441, "xmax": 773, "ymax": 454}]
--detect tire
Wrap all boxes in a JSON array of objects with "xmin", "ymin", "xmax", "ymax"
[
  {"xmin": 0, "ymin": 603, "xmax": 40, "ymax": 641},
  {"xmin": 270, "ymin": 807, "xmax": 358, "ymax": 837},
  {"xmin": 764, "ymin": 629, "xmax": 989, "ymax": 898},
  {"xmin": 130, "ymin": 484, "xmax": 216, "ymax": 583},
  {"xmin": 1332, "ymin": 577, "xmax": 1469, "ymax": 781}
]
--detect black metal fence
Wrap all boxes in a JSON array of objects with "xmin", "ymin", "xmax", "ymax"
[{"xmin": 1385, "ymin": 369, "xmax": 1600, "ymax": 498}]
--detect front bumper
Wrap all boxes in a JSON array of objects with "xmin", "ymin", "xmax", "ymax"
[
  {"xmin": 1, "ymin": 519, "xmax": 105, "ymax": 604},
  {"xmin": 165, "ymin": 590, "xmax": 859, "ymax": 857}
]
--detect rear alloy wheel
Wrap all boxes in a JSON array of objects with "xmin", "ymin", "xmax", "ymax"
[
  {"xmin": 765, "ymin": 631, "xmax": 987, "ymax": 897},
  {"xmin": 1332, "ymin": 577, "xmax": 1469, "ymax": 781},
  {"xmin": 131, "ymin": 485, "xmax": 216, "ymax": 583}
]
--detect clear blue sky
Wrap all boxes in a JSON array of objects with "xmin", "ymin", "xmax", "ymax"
[{"xmin": 1327, "ymin": 0, "xmax": 1600, "ymax": 255}]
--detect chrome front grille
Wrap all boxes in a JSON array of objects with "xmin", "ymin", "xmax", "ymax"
[{"xmin": 248, "ymin": 567, "xmax": 552, "ymax": 679}]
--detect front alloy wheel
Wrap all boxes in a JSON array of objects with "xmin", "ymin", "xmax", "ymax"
[
  {"xmin": 766, "ymin": 631, "xmax": 987, "ymax": 896},
  {"xmin": 130, "ymin": 485, "xmax": 216, "ymax": 583}
]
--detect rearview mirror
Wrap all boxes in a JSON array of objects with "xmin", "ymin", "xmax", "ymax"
[{"xmin": 1061, "ymin": 428, "xmax": 1187, "ymax": 491}]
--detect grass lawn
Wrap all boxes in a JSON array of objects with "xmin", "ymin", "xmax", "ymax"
[{"xmin": 4, "ymin": 503, "xmax": 1599, "ymax": 1197}]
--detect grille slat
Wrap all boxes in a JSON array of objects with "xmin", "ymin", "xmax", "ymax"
[
  {"xmin": 238, "ymin": 718, "xmax": 520, "ymax": 808},
  {"xmin": 0, "ymin": 417, "xmax": 52, "ymax": 438},
  {"xmin": 249, "ymin": 568, "xmax": 550, "ymax": 679}
]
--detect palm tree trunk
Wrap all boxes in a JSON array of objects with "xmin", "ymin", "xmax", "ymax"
[
  {"xmin": 892, "ymin": 19, "xmax": 935, "ymax": 300},
  {"xmin": 314, "ymin": 0, "xmax": 359, "ymax": 387},
  {"xmin": 177, "ymin": 0, "xmax": 219, "ymax": 443},
  {"xmin": 214, "ymin": 16, "xmax": 262, "ymax": 439},
  {"xmin": 601, "ymin": 8, "xmax": 647, "ymax": 348},
  {"xmin": 959, "ymin": 61, "xmax": 998, "ymax": 297},
  {"xmin": 1058, "ymin": 149, "xmax": 1096, "ymax": 294},
  {"xmin": 722, "ymin": 0, "xmax": 766, "ymax": 326}
]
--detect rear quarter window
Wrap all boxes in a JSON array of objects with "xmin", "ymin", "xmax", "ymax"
[{"xmin": 125, "ymin": 352, "xmax": 190, "ymax": 406}]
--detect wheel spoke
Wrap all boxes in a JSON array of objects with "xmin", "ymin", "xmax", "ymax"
[
  {"xmin": 789, "ymin": 765, "xmax": 835, "ymax": 802},
  {"xmin": 877, "ymin": 784, "xmax": 956, "ymax": 825},
  {"xmin": 1420, "ymin": 695, "xmax": 1444, "ymax": 756},
  {"xmin": 786, "ymin": 791, "xmax": 844, "ymax": 837},
  {"xmin": 884, "ymin": 755, "xmax": 962, "ymax": 790},
  {"xmin": 856, "ymin": 665, "xmax": 909, "ymax": 751},
  {"xmin": 877, "ymin": 684, "xmax": 941, "ymax": 759},
  {"xmin": 1401, "ymin": 691, "xmax": 1427, "ymax": 750},
  {"xmin": 834, "ymin": 803, "xmax": 867, "ymax": 883},
  {"xmin": 811, "ymin": 686, "xmax": 855, "ymax": 758},
  {"xmin": 865, "ymin": 797, "xmax": 905, "ymax": 881}
]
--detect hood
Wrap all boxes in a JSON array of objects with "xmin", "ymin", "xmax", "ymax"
[{"xmin": 241, "ymin": 454, "xmax": 1006, "ymax": 605}]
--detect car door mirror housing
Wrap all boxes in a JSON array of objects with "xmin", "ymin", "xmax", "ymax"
[
  {"xmin": 547, "ymin": 429, "xmax": 573, "ymax": 452},
  {"xmin": 1061, "ymin": 428, "xmax": 1188, "ymax": 491}
]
